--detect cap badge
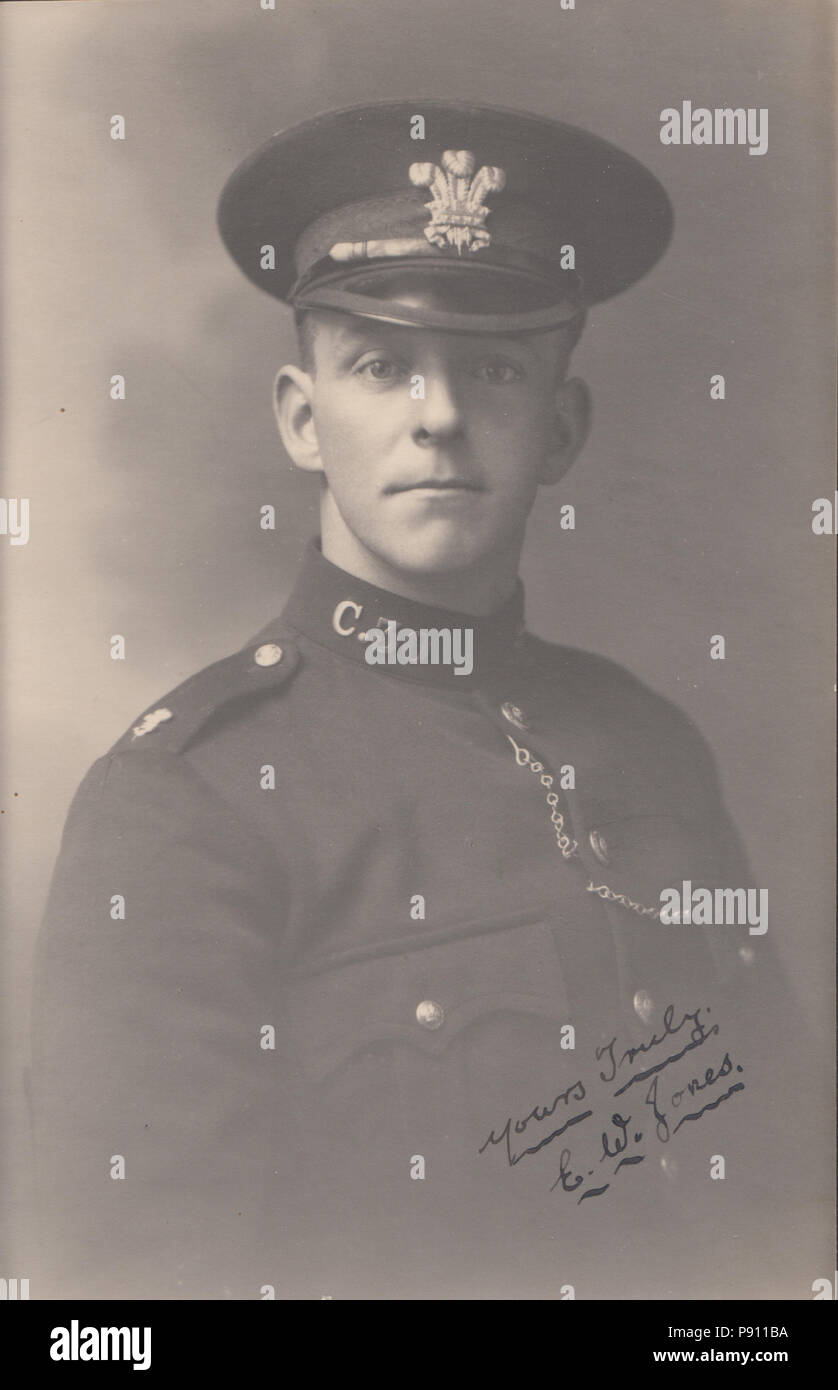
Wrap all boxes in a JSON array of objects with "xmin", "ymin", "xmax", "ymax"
[
  {"xmin": 329, "ymin": 149, "xmax": 507, "ymax": 265},
  {"xmin": 409, "ymin": 150, "xmax": 506, "ymax": 254}
]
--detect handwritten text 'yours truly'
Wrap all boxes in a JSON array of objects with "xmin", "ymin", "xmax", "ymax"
[{"xmin": 478, "ymin": 1001, "xmax": 745, "ymax": 1204}]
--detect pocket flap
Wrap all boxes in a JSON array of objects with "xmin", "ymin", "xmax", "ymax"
[
  {"xmin": 584, "ymin": 813, "xmax": 721, "ymax": 906},
  {"xmin": 283, "ymin": 917, "xmax": 570, "ymax": 1082}
]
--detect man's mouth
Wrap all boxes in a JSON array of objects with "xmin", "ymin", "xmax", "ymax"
[{"xmin": 384, "ymin": 479, "xmax": 485, "ymax": 495}]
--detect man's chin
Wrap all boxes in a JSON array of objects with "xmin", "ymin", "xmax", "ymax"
[{"xmin": 378, "ymin": 538, "xmax": 495, "ymax": 579}]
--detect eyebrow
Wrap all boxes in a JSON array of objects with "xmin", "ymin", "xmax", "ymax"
[
  {"xmin": 480, "ymin": 335, "xmax": 540, "ymax": 355},
  {"xmin": 324, "ymin": 330, "xmax": 405, "ymax": 374},
  {"xmin": 317, "ymin": 318, "xmax": 559, "ymax": 372},
  {"xmin": 325, "ymin": 323, "xmax": 540, "ymax": 352},
  {"xmin": 324, "ymin": 320, "xmax": 392, "ymax": 350},
  {"xmin": 315, "ymin": 324, "xmax": 397, "ymax": 369}
]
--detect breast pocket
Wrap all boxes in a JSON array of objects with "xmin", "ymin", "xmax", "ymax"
[
  {"xmin": 281, "ymin": 913, "xmax": 572, "ymax": 1087},
  {"xmin": 582, "ymin": 811, "xmax": 744, "ymax": 1036},
  {"xmin": 275, "ymin": 914, "xmax": 612, "ymax": 1293},
  {"xmin": 276, "ymin": 911, "xmax": 596, "ymax": 1239},
  {"xmin": 584, "ymin": 811, "xmax": 722, "ymax": 911}
]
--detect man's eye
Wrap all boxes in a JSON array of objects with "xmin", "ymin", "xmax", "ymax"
[
  {"xmin": 473, "ymin": 359, "xmax": 524, "ymax": 384},
  {"xmin": 354, "ymin": 357, "xmax": 404, "ymax": 381}
]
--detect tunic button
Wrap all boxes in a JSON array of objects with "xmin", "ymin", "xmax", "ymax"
[
  {"xmin": 660, "ymin": 1155, "xmax": 679, "ymax": 1179},
  {"xmin": 416, "ymin": 1000, "xmax": 445, "ymax": 1030},
  {"xmin": 738, "ymin": 946, "xmax": 755, "ymax": 966},
  {"xmin": 254, "ymin": 643, "xmax": 284, "ymax": 667},
  {"xmin": 588, "ymin": 829, "xmax": 610, "ymax": 865},
  {"xmin": 633, "ymin": 989, "xmax": 655, "ymax": 1024},
  {"xmin": 500, "ymin": 700, "xmax": 529, "ymax": 730}
]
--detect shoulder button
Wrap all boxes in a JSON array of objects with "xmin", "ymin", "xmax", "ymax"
[
  {"xmin": 254, "ymin": 643, "xmax": 284, "ymax": 667},
  {"xmin": 416, "ymin": 1000, "xmax": 445, "ymax": 1030}
]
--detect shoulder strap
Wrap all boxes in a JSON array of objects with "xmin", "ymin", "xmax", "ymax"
[{"xmin": 109, "ymin": 636, "xmax": 301, "ymax": 755}]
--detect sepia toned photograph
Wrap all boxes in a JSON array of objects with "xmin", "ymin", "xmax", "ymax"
[{"xmin": 1, "ymin": 0, "xmax": 835, "ymax": 1315}]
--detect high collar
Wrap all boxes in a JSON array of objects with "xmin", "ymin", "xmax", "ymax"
[{"xmin": 278, "ymin": 540, "xmax": 527, "ymax": 688}]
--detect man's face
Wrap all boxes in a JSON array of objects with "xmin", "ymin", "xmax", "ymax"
[{"xmin": 280, "ymin": 291, "xmax": 585, "ymax": 582}]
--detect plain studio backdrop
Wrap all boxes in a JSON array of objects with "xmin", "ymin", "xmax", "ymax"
[{"xmin": 1, "ymin": 0, "xmax": 835, "ymax": 1292}]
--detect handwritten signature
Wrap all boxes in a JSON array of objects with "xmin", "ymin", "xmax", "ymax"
[{"xmin": 477, "ymin": 1001, "xmax": 745, "ymax": 1204}]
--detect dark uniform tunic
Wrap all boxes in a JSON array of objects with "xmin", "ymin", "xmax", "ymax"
[{"xmin": 30, "ymin": 541, "xmax": 808, "ymax": 1300}]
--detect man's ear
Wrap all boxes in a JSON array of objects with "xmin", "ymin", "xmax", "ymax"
[
  {"xmin": 273, "ymin": 365, "xmax": 323, "ymax": 474},
  {"xmin": 539, "ymin": 377, "xmax": 591, "ymax": 486}
]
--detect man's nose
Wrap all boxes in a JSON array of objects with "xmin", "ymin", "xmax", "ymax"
[{"xmin": 411, "ymin": 370, "xmax": 464, "ymax": 446}]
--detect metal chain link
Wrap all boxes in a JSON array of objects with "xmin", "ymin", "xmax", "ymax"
[
  {"xmin": 585, "ymin": 883, "xmax": 661, "ymax": 919},
  {"xmin": 505, "ymin": 733, "xmax": 578, "ymax": 858},
  {"xmin": 505, "ymin": 733, "xmax": 661, "ymax": 919}
]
